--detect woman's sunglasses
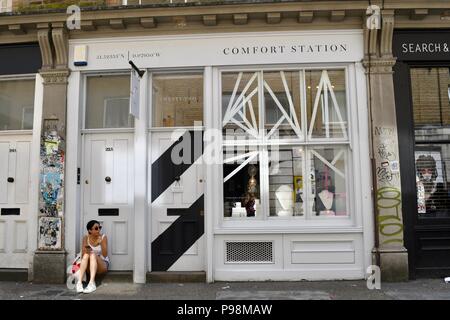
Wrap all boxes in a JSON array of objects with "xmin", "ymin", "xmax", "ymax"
[{"xmin": 93, "ymin": 226, "xmax": 102, "ymax": 231}]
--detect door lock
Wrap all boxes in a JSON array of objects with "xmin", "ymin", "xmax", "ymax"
[
  {"xmin": 85, "ymin": 180, "xmax": 89, "ymax": 184},
  {"xmin": 7, "ymin": 177, "xmax": 14, "ymax": 183},
  {"xmin": 105, "ymin": 176, "xmax": 112, "ymax": 183}
]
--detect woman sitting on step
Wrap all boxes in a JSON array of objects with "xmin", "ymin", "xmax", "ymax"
[{"xmin": 76, "ymin": 220, "xmax": 110, "ymax": 294}]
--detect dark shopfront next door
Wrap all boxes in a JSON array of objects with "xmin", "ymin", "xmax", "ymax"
[{"xmin": 394, "ymin": 30, "xmax": 450, "ymax": 278}]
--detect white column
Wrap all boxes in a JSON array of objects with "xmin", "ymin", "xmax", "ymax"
[
  {"xmin": 65, "ymin": 71, "xmax": 82, "ymax": 266},
  {"xmin": 354, "ymin": 62, "xmax": 375, "ymax": 273},
  {"xmin": 204, "ymin": 66, "xmax": 220, "ymax": 283},
  {"xmin": 133, "ymin": 72, "xmax": 148, "ymax": 283},
  {"xmin": 28, "ymin": 74, "xmax": 44, "ymax": 278}
]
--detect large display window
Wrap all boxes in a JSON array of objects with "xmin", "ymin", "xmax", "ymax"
[{"xmin": 221, "ymin": 68, "xmax": 350, "ymax": 221}]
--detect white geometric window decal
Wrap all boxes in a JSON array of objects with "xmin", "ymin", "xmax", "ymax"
[
  {"xmin": 263, "ymin": 71, "xmax": 303, "ymax": 140},
  {"xmin": 223, "ymin": 72, "xmax": 259, "ymax": 139},
  {"xmin": 223, "ymin": 151, "xmax": 259, "ymax": 183},
  {"xmin": 310, "ymin": 148, "xmax": 345, "ymax": 179},
  {"xmin": 307, "ymin": 70, "xmax": 347, "ymax": 140}
]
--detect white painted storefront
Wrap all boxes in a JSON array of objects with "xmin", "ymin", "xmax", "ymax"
[{"xmin": 66, "ymin": 30, "xmax": 373, "ymax": 282}]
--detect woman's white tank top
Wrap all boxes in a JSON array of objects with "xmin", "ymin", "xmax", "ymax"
[{"xmin": 88, "ymin": 234, "xmax": 110, "ymax": 263}]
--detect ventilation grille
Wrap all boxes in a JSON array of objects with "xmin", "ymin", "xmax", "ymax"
[{"xmin": 225, "ymin": 241, "xmax": 273, "ymax": 263}]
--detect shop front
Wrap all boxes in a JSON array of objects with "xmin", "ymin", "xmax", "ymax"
[
  {"xmin": 0, "ymin": 43, "xmax": 43, "ymax": 271},
  {"xmin": 66, "ymin": 29, "xmax": 373, "ymax": 281},
  {"xmin": 393, "ymin": 30, "xmax": 450, "ymax": 278}
]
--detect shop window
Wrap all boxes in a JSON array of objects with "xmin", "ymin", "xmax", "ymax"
[
  {"xmin": 152, "ymin": 73, "xmax": 203, "ymax": 127},
  {"xmin": 305, "ymin": 70, "xmax": 348, "ymax": 140},
  {"xmin": 221, "ymin": 68, "xmax": 350, "ymax": 221},
  {"xmin": 412, "ymin": 67, "xmax": 450, "ymax": 218},
  {"xmin": 222, "ymin": 72, "xmax": 260, "ymax": 141},
  {"xmin": 85, "ymin": 75, "xmax": 133, "ymax": 129},
  {"xmin": 309, "ymin": 146, "xmax": 348, "ymax": 216},
  {"xmin": 0, "ymin": 79, "xmax": 35, "ymax": 131},
  {"xmin": 264, "ymin": 71, "xmax": 302, "ymax": 140},
  {"xmin": 223, "ymin": 146, "xmax": 261, "ymax": 218},
  {"xmin": 268, "ymin": 146, "xmax": 304, "ymax": 217}
]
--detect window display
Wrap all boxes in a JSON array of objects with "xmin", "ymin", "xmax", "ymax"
[
  {"xmin": 221, "ymin": 68, "xmax": 350, "ymax": 221},
  {"xmin": 223, "ymin": 147, "xmax": 261, "ymax": 218}
]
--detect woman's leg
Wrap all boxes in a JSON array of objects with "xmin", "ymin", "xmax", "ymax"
[
  {"xmin": 95, "ymin": 255, "xmax": 108, "ymax": 276},
  {"xmin": 88, "ymin": 253, "xmax": 98, "ymax": 284},
  {"xmin": 78, "ymin": 253, "xmax": 90, "ymax": 284}
]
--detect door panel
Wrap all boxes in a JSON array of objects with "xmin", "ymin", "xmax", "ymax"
[
  {"xmin": 112, "ymin": 139, "xmax": 129, "ymax": 204},
  {"xmin": 15, "ymin": 141, "xmax": 30, "ymax": 204},
  {"xmin": 83, "ymin": 133, "xmax": 134, "ymax": 270},
  {"xmin": 150, "ymin": 130, "xmax": 204, "ymax": 272},
  {"xmin": 0, "ymin": 142, "xmax": 8, "ymax": 204},
  {"xmin": 90, "ymin": 139, "xmax": 106, "ymax": 205},
  {"xmin": 410, "ymin": 67, "xmax": 450, "ymax": 276},
  {"xmin": 0, "ymin": 135, "xmax": 31, "ymax": 268}
]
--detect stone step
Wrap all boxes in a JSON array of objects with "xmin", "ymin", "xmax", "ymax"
[
  {"xmin": 0, "ymin": 268, "xmax": 28, "ymax": 282},
  {"xmin": 147, "ymin": 271, "xmax": 206, "ymax": 283},
  {"xmin": 99, "ymin": 271, "xmax": 133, "ymax": 283}
]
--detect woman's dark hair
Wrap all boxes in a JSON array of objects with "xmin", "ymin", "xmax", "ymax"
[{"xmin": 86, "ymin": 220, "xmax": 100, "ymax": 231}]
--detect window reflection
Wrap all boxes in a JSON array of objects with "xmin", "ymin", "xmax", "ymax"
[
  {"xmin": 152, "ymin": 73, "xmax": 203, "ymax": 127},
  {"xmin": 0, "ymin": 79, "xmax": 35, "ymax": 131},
  {"xmin": 85, "ymin": 75, "xmax": 133, "ymax": 129}
]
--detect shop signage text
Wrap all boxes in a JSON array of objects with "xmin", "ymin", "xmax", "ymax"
[
  {"xmin": 69, "ymin": 31, "xmax": 363, "ymax": 70},
  {"xmin": 222, "ymin": 44, "xmax": 348, "ymax": 55},
  {"xmin": 393, "ymin": 32, "xmax": 450, "ymax": 61}
]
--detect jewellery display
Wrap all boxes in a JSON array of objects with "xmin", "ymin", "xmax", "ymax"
[{"xmin": 318, "ymin": 189, "xmax": 335, "ymax": 216}]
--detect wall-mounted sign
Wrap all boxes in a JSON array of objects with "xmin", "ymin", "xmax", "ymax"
[
  {"xmin": 393, "ymin": 31, "xmax": 450, "ymax": 61},
  {"xmin": 69, "ymin": 30, "xmax": 364, "ymax": 70}
]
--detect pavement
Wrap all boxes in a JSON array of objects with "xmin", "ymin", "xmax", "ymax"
[{"xmin": 0, "ymin": 278, "xmax": 450, "ymax": 300}]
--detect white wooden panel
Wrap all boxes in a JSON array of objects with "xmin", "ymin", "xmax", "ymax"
[
  {"xmin": 90, "ymin": 139, "xmax": 106, "ymax": 204},
  {"xmin": 0, "ymin": 142, "xmax": 9, "ymax": 204},
  {"xmin": 291, "ymin": 241, "xmax": 355, "ymax": 264},
  {"xmin": 113, "ymin": 139, "xmax": 128, "ymax": 204},
  {"xmin": 158, "ymin": 220, "xmax": 172, "ymax": 235},
  {"xmin": 15, "ymin": 141, "xmax": 30, "ymax": 204},
  {"xmin": 185, "ymin": 240, "xmax": 198, "ymax": 255},
  {"xmin": 154, "ymin": 136, "xmax": 174, "ymax": 205},
  {"xmin": 13, "ymin": 221, "xmax": 27, "ymax": 253},
  {"xmin": 112, "ymin": 220, "xmax": 128, "ymax": 255},
  {"xmin": 0, "ymin": 220, "xmax": 6, "ymax": 252}
]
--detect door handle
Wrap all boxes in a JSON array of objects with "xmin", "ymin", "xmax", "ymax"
[
  {"xmin": 7, "ymin": 177, "xmax": 14, "ymax": 183},
  {"xmin": 105, "ymin": 176, "xmax": 112, "ymax": 183}
]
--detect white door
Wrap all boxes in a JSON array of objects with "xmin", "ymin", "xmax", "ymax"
[
  {"xmin": 0, "ymin": 135, "xmax": 31, "ymax": 268},
  {"xmin": 82, "ymin": 132, "xmax": 134, "ymax": 270},
  {"xmin": 150, "ymin": 130, "xmax": 205, "ymax": 271}
]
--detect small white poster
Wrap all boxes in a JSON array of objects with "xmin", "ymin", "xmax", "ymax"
[{"xmin": 129, "ymin": 69, "xmax": 140, "ymax": 119}]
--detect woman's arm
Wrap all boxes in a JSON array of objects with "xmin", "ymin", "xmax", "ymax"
[
  {"xmin": 81, "ymin": 236, "xmax": 88, "ymax": 256},
  {"xmin": 101, "ymin": 235, "xmax": 108, "ymax": 258}
]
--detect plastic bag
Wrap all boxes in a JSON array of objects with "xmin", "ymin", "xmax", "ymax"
[{"xmin": 66, "ymin": 253, "xmax": 87, "ymax": 289}]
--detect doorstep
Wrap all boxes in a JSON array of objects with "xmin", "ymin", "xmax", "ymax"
[
  {"xmin": 147, "ymin": 271, "xmax": 206, "ymax": 283},
  {"xmin": 0, "ymin": 268, "xmax": 28, "ymax": 282},
  {"xmin": 100, "ymin": 271, "xmax": 133, "ymax": 283}
]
